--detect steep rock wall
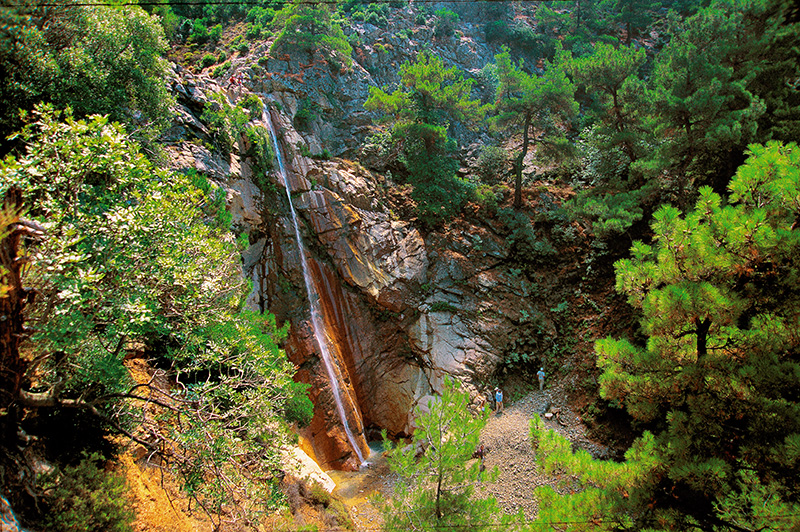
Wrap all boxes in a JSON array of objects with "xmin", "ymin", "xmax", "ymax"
[{"xmin": 161, "ymin": 8, "xmax": 558, "ymax": 469}]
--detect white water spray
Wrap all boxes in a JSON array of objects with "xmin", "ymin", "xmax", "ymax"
[{"xmin": 263, "ymin": 107, "xmax": 366, "ymax": 466}]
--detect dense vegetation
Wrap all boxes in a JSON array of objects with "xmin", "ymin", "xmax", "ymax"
[{"xmin": 1, "ymin": 0, "xmax": 799, "ymax": 530}]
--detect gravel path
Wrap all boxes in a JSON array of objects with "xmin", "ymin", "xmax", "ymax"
[
  {"xmin": 477, "ymin": 382, "xmax": 609, "ymax": 519},
  {"xmin": 335, "ymin": 383, "xmax": 609, "ymax": 529}
]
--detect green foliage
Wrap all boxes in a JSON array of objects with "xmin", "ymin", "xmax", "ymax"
[
  {"xmin": 40, "ymin": 453, "xmax": 134, "ymax": 532},
  {"xmin": 648, "ymin": 0, "xmax": 791, "ymax": 184},
  {"xmin": 201, "ymin": 91, "xmax": 249, "ymax": 152},
  {"xmin": 365, "ymin": 52, "xmax": 484, "ymax": 226},
  {"xmin": 294, "ymin": 98, "xmax": 322, "ymax": 131},
  {"xmin": 0, "ymin": 2, "xmax": 173, "ymax": 144},
  {"xmin": 567, "ymin": 187, "xmax": 646, "ymax": 238},
  {"xmin": 200, "ymin": 53, "xmax": 217, "ymax": 69},
  {"xmin": 567, "ymin": 42, "xmax": 647, "ymax": 167},
  {"xmin": 493, "ymin": 45, "xmax": 577, "ymax": 207},
  {"xmin": 472, "ymin": 184, "xmax": 504, "ymax": 214},
  {"xmin": 211, "ymin": 60, "xmax": 232, "ymax": 78},
  {"xmin": 429, "ymin": 301, "xmax": 458, "ymax": 313},
  {"xmin": 1, "ymin": 106, "xmax": 300, "ymax": 522},
  {"xmin": 271, "ymin": 0, "xmax": 352, "ymax": 65},
  {"xmin": 377, "ymin": 376, "xmax": 510, "ymax": 531},
  {"xmin": 433, "ymin": 9, "xmax": 459, "ymax": 37},
  {"xmin": 498, "ymin": 208, "xmax": 557, "ymax": 270},
  {"xmin": 247, "ymin": 5, "xmax": 276, "ymax": 26},
  {"xmin": 284, "ymin": 381, "xmax": 314, "ymax": 427},
  {"xmin": 476, "ymin": 145, "xmax": 508, "ymax": 184},
  {"xmin": 601, "ymin": 0, "xmax": 662, "ymax": 44},
  {"xmin": 245, "ymin": 124, "xmax": 276, "ymax": 192},
  {"xmin": 535, "ymin": 141, "xmax": 800, "ymax": 529}
]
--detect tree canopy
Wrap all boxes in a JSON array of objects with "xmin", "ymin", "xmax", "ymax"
[
  {"xmin": 365, "ymin": 52, "xmax": 484, "ymax": 226},
  {"xmin": 532, "ymin": 141, "xmax": 800, "ymax": 530},
  {"xmin": 0, "ymin": 1, "xmax": 173, "ymax": 149},
  {"xmin": 0, "ymin": 106, "xmax": 307, "ymax": 525}
]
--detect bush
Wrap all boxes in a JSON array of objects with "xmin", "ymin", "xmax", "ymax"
[
  {"xmin": 208, "ymin": 23, "xmax": 223, "ymax": 42},
  {"xmin": 245, "ymin": 124, "xmax": 276, "ymax": 192},
  {"xmin": 242, "ymin": 93, "xmax": 263, "ymax": 117},
  {"xmin": 199, "ymin": 53, "xmax": 216, "ymax": 69},
  {"xmin": 476, "ymin": 145, "xmax": 508, "ymax": 184},
  {"xmin": 40, "ymin": 454, "xmax": 134, "ymax": 532},
  {"xmin": 473, "ymin": 184, "xmax": 501, "ymax": 213},
  {"xmin": 212, "ymin": 60, "xmax": 232, "ymax": 78},
  {"xmin": 498, "ymin": 208, "xmax": 557, "ymax": 268},
  {"xmin": 434, "ymin": 8, "xmax": 459, "ymax": 37},
  {"xmin": 284, "ymin": 381, "xmax": 314, "ymax": 427},
  {"xmin": 245, "ymin": 22, "xmax": 262, "ymax": 40},
  {"xmin": 237, "ymin": 42, "xmax": 249, "ymax": 55},
  {"xmin": 189, "ymin": 18, "xmax": 209, "ymax": 43}
]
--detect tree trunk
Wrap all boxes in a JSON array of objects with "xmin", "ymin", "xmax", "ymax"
[
  {"xmin": 0, "ymin": 189, "xmax": 30, "ymax": 412},
  {"xmin": 514, "ymin": 111, "xmax": 533, "ymax": 209},
  {"xmin": 695, "ymin": 316, "xmax": 711, "ymax": 361}
]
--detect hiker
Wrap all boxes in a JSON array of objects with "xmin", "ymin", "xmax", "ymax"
[
  {"xmin": 537, "ymin": 367, "xmax": 546, "ymax": 390},
  {"xmin": 494, "ymin": 387, "xmax": 503, "ymax": 413}
]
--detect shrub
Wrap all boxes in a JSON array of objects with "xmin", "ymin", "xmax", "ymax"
[
  {"xmin": 208, "ymin": 23, "xmax": 223, "ymax": 42},
  {"xmin": 237, "ymin": 42, "xmax": 249, "ymax": 55},
  {"xmin": 245, "ymin": 124, "xmax": 275, "ymax": 192},
  {"xmin": 40, "ymin": 454, "xmax": 134, "ymax": 532},
  {"xmin": 473, "ymin": 184, "xmax": 501, "ymax": 213},
  {"xmin": 476, "ymin": 145, "xmax": 508, "ymax": 184},
  {"xmin": 498, "ymin": 208, "xmax": 556, "ymax": 268},
  {"xmin": 242, "ymin": 94, "xmax": 263, "ymax": 117},
  {"xmin": 212, "ymin": 60, "xmax": 231, "ymax": 78},
  {"xmin": 294, "ymin": 98, "xmax": 321, "ymax": 131},
  {"xmin": 284, "ymin": 381, "xmax": 314, "ymax": 427},
  {"xmin": 189, "ymin": 18, "xmax": 209, "ymax": 43},
  {"xmin": 217, "ymin": 51, "xmax": 227, "ymax": 63},
  {"xmin": 245, "ymin": 22, "xmax": 262, "ymax": 40},
  {"xmin": 199, "ymin": 53, "xmax": 216, "ymax": 69},
  {"xmin": 434, "ymin": 9, "xmax": 459, "ymax": 37},
  {"xmin": 415, "ymin": 13, "xmax": 426, "ymax": 25}
]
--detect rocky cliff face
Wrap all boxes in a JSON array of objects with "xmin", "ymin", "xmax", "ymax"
[{"xmin": 161, "ymin": 6, "xmax": 566, "ymax": 470}]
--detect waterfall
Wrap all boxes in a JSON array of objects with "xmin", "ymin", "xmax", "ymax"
[{"xmin": 262, "ymin": 107, "xmax": 366, "ymax": 466}]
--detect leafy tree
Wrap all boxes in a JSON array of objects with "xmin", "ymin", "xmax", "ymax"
[
  {"xmin": 377, "ymin": 376, "xmax": 511, "ymax": 531},
  {"xmin": 365, "ymin": 52, "xmax": 484, "ymax": 225},
  {"xmin": 0, "ymin": 1, "xmax": 173, "ymax": 148},
  {"xmin": 493, "ymin": 46, "xmax": 578, "ymax": 208},
  {"xmin": 531, "ymin": 141, "xmax": 800, "ymax": 530},
  {"xmin": 0, "ymin": 106, "xmax": 303, "ymax": 524}
]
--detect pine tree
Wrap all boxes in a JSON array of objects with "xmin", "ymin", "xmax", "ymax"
[
  {"xmin": 364, "ymin": 52, "xmax": 484, "ymax": 225},
  {"xmin": 531, "ymin": 141, "xmax": 800, "ymax": 530},
  {"xmin": 650, "ymin": 2, "xmax": 766, "ymax": 186},
  {"xmin": 493, "ymin": 46, "xmax": 578, "ymax": 208},
  {"xmin": 377, "ymin": 376, "xmax": 512, "ymax": 531},
  {"xmin": 568, "ymin": 42, "xmax": 647, "ymax": 166},
  {"xmin": 601, "ymin": 0, "xmax": 661, "ymax": 44}
]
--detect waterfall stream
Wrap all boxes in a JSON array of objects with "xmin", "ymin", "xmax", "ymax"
[{"xmin": 263, "ymin": 107, "xmax": 366, "ymax": 466}]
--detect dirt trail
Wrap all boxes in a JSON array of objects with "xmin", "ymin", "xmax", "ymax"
[
  {"xmin": 477, "ymin": 382, "xmax": 608, "ymax": 519},
  {"xmin": 334, "ymin": 383, "xmax": 608, "ymax": 529}
]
